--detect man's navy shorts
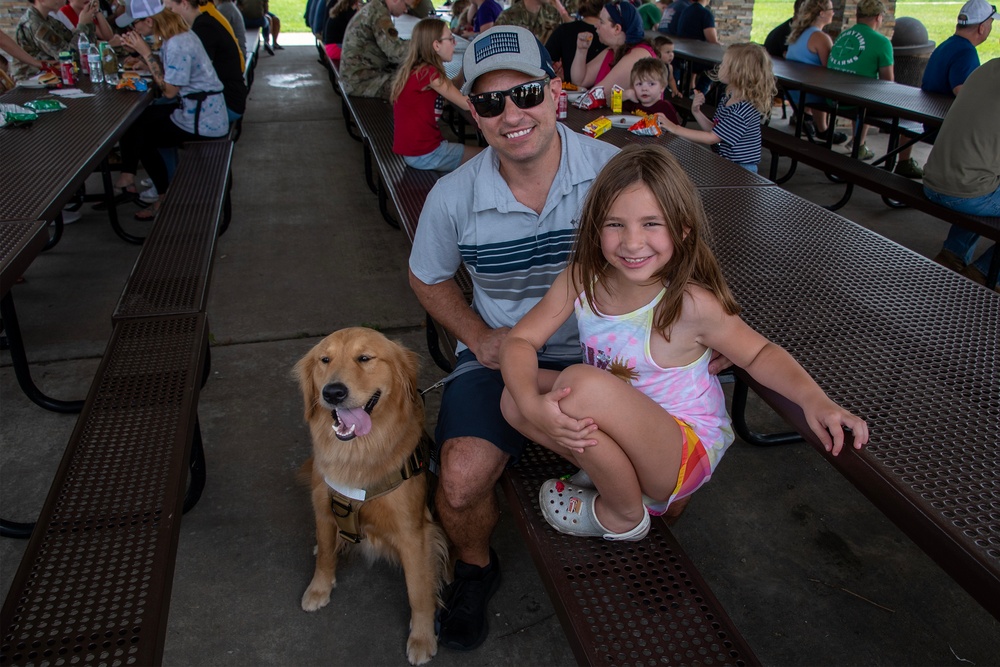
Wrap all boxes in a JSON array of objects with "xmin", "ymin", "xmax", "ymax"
[{"xmin": 433, "ymin": 348, "xmax": 571, "ymax": 468}]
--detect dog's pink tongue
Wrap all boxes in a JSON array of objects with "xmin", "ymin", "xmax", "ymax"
[{"xmin": 339, "ymin": 407, "xmax": 372, "ymax": 437}]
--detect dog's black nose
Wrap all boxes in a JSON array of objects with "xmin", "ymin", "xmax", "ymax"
[{"xmin": 322, "ymin": 382, "xmax": 349, "ymax": 405}]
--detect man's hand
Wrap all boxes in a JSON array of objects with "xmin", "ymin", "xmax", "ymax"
[
  {"xmin": 472, "ymin": 327, "xmax": 510, "ymax": 369},
  {"xmin": 707, "ymin": 351, "xmax": 732, "ymax": 375}
]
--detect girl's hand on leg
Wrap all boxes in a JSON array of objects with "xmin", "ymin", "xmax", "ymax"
[{"xmin": 525, "ymin": 386, "xmax": 600, "ymax": 454}]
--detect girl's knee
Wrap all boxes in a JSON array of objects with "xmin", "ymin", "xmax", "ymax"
[{"xmin": 553, "ymin": 364, "xmax": 614, "ymax": 413}]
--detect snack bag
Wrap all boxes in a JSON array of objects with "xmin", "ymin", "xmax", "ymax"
[
  {"xmin": 628, "ymin": 115, "xmax": 662, "ymax": 137},
  {"xmin": 116, "ymin": 77, "xmax": 149, "ymax": 91},
  {"xmin": 610, "ymin": 85, "xmax": 623, "ymax": 114},
  {"xmin": 24, "ymin": 99, "xmax": 67, "ymax": 113},
  {"xmin": 0, "ymin": 104, "xmax": 39, "ymax": 128},
  {"xmin": 573, "ymin": 86, "xmax": 606, "ymax": 110},
  {"xmin": 582, "ymin": 116, "xmax": 612, "ymax": 139}
]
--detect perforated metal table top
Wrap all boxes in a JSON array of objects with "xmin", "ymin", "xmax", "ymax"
[
  {"xmin": 566, "ymin": 107, "xmax": 772, "ymax": 188},
  {"xmin": 112, "ymin": 140, "xmax": 233, "ymax": 320},
  {"xmin": 699, "ymin": 185, "xmax": 1000, "ymax": 619},
  {"xmin": 0, "ymin": 314, "xmax": 207, "ymax": 667},
  {"xmin": 503, "ymin": 445, "xmax": 759, "ymax": 666},
  {"xmin": 0, "ymin": 82, "xmax": 152, "ymax": 221},
  {"xmin": 0, "ymin": 221, "xmax": 48, "ymax": 298}
]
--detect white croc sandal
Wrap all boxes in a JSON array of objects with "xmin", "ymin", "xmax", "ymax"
[
  {"xmin": 563, "ymin": 468, "xmax": 595, "ymax": 489},
  {"xmin": 538, "ymin": 479, "xmax": 651, "ymax": 541}
]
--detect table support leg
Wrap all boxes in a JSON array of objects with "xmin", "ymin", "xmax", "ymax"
[
  {"xmin": 101, "ymin": 158, "xmax": 145, "ymax": 245},
  {"xmin": 0, "ymin": 293, "xmax": 84, "ymax": 413},
  {"xmin": 0, "ymin": 519, "xmax": 34, "ymax": 539},
  {"xmin": 732, "ymin": 376, "xmax": 802, "ymax": 447},
  {"xmin": 42, "ymin": 213, "xmax": 64, "ymax": 251},
  {"xmin": 183, "ymin": 415, "xmax": 207, "ymax": 513}
]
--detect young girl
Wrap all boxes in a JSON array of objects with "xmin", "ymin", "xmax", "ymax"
[
  {"xmin": 389, "ymin": 17, "xmax": 480, "ymax": 172},
  {"xmin": 499, "ymin": 145, "xmax": 868, "ymax": 542},
  {"xmin": 117, "ymin": 2, "xmax": 229, "ymax": 221},
  {"xmin": 656, "ymin": 43, "xmax": 776, "ymax": 173}
]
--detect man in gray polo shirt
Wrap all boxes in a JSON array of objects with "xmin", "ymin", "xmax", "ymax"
[{"xmin": 408, "ymin": 26, "xmax": 618, "ymax": 651}]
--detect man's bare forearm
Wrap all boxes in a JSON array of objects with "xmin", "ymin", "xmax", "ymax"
[{"xmin": 408, "ymin": 269, "xmax": 489, "ymax": 353}]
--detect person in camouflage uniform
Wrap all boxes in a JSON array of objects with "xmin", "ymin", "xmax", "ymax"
[
  {"xmin": 339, "ymin": 0, "xmax": 409, "ymax": 98},
  {"xmin": 13, "ymin": 0, "xmax": 97, "ymax": 80},
  {"xmin": 494, "ymin": 0, "xmax": 571, "ymax": 45}
]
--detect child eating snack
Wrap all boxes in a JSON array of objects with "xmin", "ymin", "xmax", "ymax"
[{"xmin": 623, "ymin": 57, "xmax": 679, "ymax": 125}]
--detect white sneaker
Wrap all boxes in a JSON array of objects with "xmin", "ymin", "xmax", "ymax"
[
  {"xmin": 61, "ymin": 208, "xmax": 82, "ymax": 224},
  {"xmin": 139, "ymin": 185, "xmax": 159, "ymax": 204},
  {"xmin": 138, "ymin": 177, "xmax": 153, "ymax": 189}
]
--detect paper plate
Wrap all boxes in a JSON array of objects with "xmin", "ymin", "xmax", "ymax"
[
  {"xmin": 564, "ymin": 87, "xmax": 589, "ymax": 102},
  {"xmin": 609, "ymin": 114, "xmax": 643, "ymax": 129},
  {"xmin": 17, "ymin": 80, "xmax": 47, "ymax": 89}
]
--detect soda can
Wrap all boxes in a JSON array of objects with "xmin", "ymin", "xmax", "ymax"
[
  {"xmin": 58, "ymin": 52, "xmax": 75, "ymax": 86},
  {"xmin": 558, "ymin": 91, "xmax": 568, "ymax": 120}
]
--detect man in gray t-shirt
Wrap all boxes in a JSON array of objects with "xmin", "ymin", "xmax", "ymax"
[{"xmin": 408, "ymin": 26, "xmax": 618, "ymax": 652}]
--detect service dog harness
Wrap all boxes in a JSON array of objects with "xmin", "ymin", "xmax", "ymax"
[{"xmin": 324, "ymin": 433, "xmax": 431, "ymax": 544}]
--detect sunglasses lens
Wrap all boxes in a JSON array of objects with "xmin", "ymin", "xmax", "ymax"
[
  {"xmin": 470, "ymin": 79, "xmax": 548, "ymax": 118},
  {"xmin": 471, "ymin": 93, "xmax": 504, "ymax": 118},
  {"xmin": 510, "ymin": 82, "xmax": 545, "ymax": 109}
]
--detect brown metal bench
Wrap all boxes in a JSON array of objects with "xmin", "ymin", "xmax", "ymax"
[{"xmin": 0, "ymin": 140, "xmax": 235, "ymax": 666}]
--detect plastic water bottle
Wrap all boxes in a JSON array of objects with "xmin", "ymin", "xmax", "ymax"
[
  {"xmin": 78, "ymin": 32, "xmax": 90, "ymax": 75},
  {"xmin": 88, "ymin": 44, "xmax": 103, "ymax": 83},
  {"xmin": 100, "ymin": 42, "xmax": 119, "ymax": 85}
]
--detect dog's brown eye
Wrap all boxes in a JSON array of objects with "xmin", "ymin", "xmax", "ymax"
[
  {"xmin": 357, "ymin": 355, "xmax": 372, "ymax": 363},
  {"xmin": 320, "ymin": 356, "xmax": 330, "ymax": 364}
]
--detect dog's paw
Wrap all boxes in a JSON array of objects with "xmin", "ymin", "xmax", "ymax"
[
  {"xmin": 406, "ymin": 631, "xmax": 437, "ymax": 665},
  {"xmin": 301, "ymin": 581, "xmax": 335, "ymax": 612}
]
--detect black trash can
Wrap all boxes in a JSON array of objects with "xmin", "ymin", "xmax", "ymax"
[{"xmin": 892, "ymin": 17, "xmax": 935, "ymax": 87}]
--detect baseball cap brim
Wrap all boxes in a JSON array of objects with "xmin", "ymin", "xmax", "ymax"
[{"xmin": 115, "ymin": 9, "xmax": 135, "ymax": 27}]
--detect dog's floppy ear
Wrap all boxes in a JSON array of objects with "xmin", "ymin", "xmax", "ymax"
[
  {"xmin": 390, "ymin": 342, "xmax": 421, "ymax": 405},
  {"xmin": 293, "ymin": 352, "xmax": 321, "ymax": 423}
]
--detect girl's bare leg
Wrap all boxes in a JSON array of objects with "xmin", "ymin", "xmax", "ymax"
[{"xmin": 501, "ymin": 364, "xmax": 685, "ymax": 534}]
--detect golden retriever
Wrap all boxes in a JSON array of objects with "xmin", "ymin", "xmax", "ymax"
[{"xmin": 294, "ymin": 327, "xmax": 448, "ymax": 665}]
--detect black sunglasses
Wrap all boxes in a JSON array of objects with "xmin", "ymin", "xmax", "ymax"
[{"xmin": 468, "ymin": 78, "xmax": 550, "ymax": 118}]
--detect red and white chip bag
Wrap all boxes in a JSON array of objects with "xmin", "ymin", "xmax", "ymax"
[
  {"xmin": 628, "ymin": 115, "xmax": 662, "ymax": 137},
  {"xmin": 573, "ymin": 85, "xmax": 606, "ymax": 110}
]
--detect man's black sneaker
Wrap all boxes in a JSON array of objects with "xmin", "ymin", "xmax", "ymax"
[{"xmin": 436, "ymin": 548, "xmax": 501, "ymax": 651}]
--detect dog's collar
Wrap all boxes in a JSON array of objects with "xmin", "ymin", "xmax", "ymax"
[{"xmin": 325, "ymin": 434, "xmax": 430, "ymax": 544}]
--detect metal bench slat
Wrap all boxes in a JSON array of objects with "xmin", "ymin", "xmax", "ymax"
[
  {"xmin": 501, "ymin": 445, "xmax": 760, "ymax": 667},
  {"xmin": 0, "ymin": 314, "xmax": 208, "ymax": 667}
]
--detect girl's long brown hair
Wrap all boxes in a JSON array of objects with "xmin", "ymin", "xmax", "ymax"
[
  {"xmin": 573, "ymin": 145, "xmax": 740, "ymax": 340},
  {"xmin": 389, "ymin": 17, "xmax": 449, "ymax": 103}
]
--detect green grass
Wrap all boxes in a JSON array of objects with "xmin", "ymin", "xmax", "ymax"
[
  {"xmin": 282, "ymin": 0, "xmax": 1000, "ymax": 61},
  {"xmin": 752, "ymin": 0, "xmax": 998, "ymax": 62}
]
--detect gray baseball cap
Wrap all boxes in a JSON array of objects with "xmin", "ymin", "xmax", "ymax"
[
  {"xmin": 460, "ymin": 26, "xmax": 556, "ymax": 96},
  {"xmin": 116, "ymin": 0, "xmax": 164, "ymax": 28}
]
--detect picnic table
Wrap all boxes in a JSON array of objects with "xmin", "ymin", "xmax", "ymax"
[
  {"xmin": 0, "ymin": 80, "xmax": 153, "ymax": 415},
  {"xmin": 0, "ymin": 79, "xmax": 153, "ymax": 245}
]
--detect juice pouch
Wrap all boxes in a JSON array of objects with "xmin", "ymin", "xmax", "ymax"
[
  {"xmin": 611, "ymin": 85, "xmax": 623, "ymax": 114},
  {"xmin": 582, "ymin": 116, "xmax": 612, "ymax": 138}
]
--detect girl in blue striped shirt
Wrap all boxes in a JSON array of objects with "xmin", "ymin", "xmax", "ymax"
[{"xmin": 655, "ymin": 43, "xmax": 776, "ymax": 173}]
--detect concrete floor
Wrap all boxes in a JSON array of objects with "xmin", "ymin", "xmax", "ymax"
[{"xmin": 2, "ymin": 44, "xmax": 998, "ymax": 665}]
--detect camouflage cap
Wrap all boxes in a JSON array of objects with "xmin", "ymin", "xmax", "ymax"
[{"xmin": 856, "ymin": 0, "xmax": 886, "ymax": 18}]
